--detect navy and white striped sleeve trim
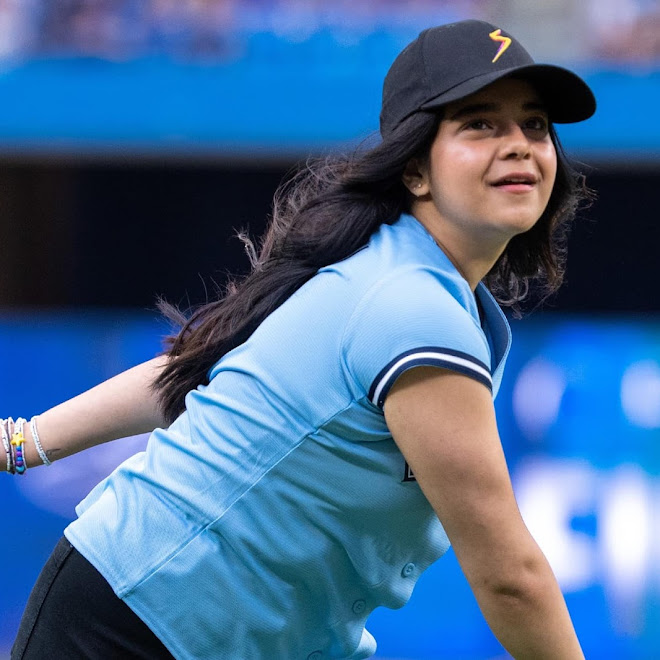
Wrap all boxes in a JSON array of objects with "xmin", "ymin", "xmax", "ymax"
[{"xmin": 368, "ymin": 347, "xmax": 492, "ymax": 408}]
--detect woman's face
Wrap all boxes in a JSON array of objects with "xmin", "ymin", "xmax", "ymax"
[{"xmin": 410, "ymin": 77, "xmax": 557, "ymax": 250}]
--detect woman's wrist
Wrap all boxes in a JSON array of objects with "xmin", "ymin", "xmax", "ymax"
[{"xmin": 1, "ymin": 415, "xmax": 52, "ymax": 473}]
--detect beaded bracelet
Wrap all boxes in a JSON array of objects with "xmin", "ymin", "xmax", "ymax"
[
  {"xmin": 30, "ymin": 416, "xmax": 51, "ymax": 467},
  {"xmin": 10, "ymin": 417, "xmax": 27, "ymax": 475},
  {"xmin": 1, "ymin": 418, "xmax": 11, "ymax": 473},
  {"xmin": 4, "ymin": 418, "xmax": 15, "ymax": 474}
]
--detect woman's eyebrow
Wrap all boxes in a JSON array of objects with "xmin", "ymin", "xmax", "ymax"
[
  {"xmin": 448, "ymin": 100, "xmax": 547, "ymax": 121},
  {"xmin": 448, "ymin": 102, "xmax": 497, "ymax": 121},
  {"xmin": 522, "ymin": 101, "xmax": 547, "ymax": 113}
]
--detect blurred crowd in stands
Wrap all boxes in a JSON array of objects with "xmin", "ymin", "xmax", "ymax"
[
  {"xmin": 0, "ymin": 0, "xmax": 657, "ymax": 64},
  {"xmin": 586, "ymin": 0, "xmax": 660, "ymax": 63}
]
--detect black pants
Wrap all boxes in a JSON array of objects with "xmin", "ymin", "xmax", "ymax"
[{"xmin": 12, "ymin": 537, "xmax": 176, "ymax": 659}]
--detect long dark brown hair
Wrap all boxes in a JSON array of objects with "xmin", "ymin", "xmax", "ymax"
[{"xmin": 153, "ymin": 111, "xmax": 590, "ymax": 422}]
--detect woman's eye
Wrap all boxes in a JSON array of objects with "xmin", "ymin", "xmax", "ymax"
[
  {"xmin": 466, "ymin": 119, "xmax": 490, "ymax": 130},
  {"xmin": 525, "ymin": 116, "xmax": 549, "ymax": 132}
]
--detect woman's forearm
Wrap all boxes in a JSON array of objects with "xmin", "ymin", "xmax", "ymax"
[
  {"xmin": 473, "ymin": 547, "xmax": 584, "ymax": 660},
  {"xmin": 3, "ymin": 356, "xmax": 168, "ymax": 470}
]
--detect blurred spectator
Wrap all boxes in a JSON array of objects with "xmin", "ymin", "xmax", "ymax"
[
  {"xmin": 38, "ymin": 0, "xmax": 144, "ymax": 60},
  {"xmin": 0, "ymin": 0, "xmax": 39, "ymax": 61},
  {"xmin": 586, "ymin": 0, "xmax": 660, "ymax": 64},
  {"xmin": 145, "ymin": 0, "xmax": 238, "ymax": 61}
]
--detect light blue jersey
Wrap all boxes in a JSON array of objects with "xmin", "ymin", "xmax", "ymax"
[{"xmin": 65, "ymin": 213, "xmax": 511, "ymax": 660}]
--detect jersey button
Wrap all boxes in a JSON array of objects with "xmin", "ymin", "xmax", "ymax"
[
  {"xmin": 307, "ymin": 651, "xmax": 323, "ymax": 660},
  {"xmin": 352, "ymin": 599, "xmax": 366, "ymax": 615},
  {"xmin": 401, "ymin": 562, "xmax": 415, "ymax": 577}
]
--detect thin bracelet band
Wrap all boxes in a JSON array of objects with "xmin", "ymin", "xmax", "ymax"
[
  {"xmin": 1, "ymin": 418, "xmax": 11, "ymax": 473},
  {"xmin": 30, "ymin": 415, "xmax": 51, "ymax": 466}
]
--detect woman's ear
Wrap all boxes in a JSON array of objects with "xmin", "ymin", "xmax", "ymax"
[{"xmin": 402, "ymin": 158, "xmax": 430, "ymax": 197}]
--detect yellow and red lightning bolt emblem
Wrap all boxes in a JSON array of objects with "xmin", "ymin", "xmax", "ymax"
[{"xmin": 489, "ymin": 29, "xmax": 511, "ymax": 63}]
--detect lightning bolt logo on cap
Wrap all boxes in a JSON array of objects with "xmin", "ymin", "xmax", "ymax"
[{"xmin": 489, "ymin": 29, "xmax": 512, "ymax": 63}]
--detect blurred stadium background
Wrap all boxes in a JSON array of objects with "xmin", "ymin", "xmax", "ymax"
[{"xmin": 1, "ymin": 0, "xmax": 660, "ymax": 658}]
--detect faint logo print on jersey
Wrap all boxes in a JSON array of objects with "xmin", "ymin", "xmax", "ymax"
[{"xmin": 402, "ymin": 461, "xmax": 417, "ymax": 482}]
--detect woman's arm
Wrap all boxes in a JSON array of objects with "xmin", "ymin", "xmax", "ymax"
[
  {"xmin": 2, "ymin": 356, "xmax": 168, "ymax": 471},
  {"xmin": 384, "ymin": 367, "xmax": 584, "ymax": 660}
]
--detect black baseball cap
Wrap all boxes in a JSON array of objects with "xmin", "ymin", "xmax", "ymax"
[{"xmin": 380, "ymin": 19, "xmax": 596, "ymax": 137}]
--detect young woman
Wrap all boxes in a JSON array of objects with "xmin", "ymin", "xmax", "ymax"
[{"xmin": 5, "ymin": 19, "xmax": 595, "ymax": 660}]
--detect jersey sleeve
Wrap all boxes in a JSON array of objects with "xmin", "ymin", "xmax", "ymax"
[{"xmin": 342, "ymin": 268, "xmax": 493, "ymax": 409}]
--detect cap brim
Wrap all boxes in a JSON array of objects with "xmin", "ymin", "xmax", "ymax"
[{"xmin": 420, "ymin": 63, "xmax": 596, "ymax": 123}]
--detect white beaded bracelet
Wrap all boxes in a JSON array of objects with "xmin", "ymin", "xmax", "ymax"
[
  {"xmin": 1, "ymin": 418, "xmax": 11, "ymax": 473},
  {"xmin": 30, "ymin": 415, "xmax": 51, "ymax": 466}
]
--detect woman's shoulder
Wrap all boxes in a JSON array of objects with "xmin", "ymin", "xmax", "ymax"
[{"xmin": 325, "ymin": 216, "xmax": 466, "ymax": 291}]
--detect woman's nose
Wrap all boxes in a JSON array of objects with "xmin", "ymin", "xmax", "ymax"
[{"xmin": 498, "ymin": 123, "xmax": 532, "ymax": 159}]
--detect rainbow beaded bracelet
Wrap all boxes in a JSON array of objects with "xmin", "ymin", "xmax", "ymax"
[{"xmin": 10, "ymin": 418, "xmax": 27, "ymax": 475}]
